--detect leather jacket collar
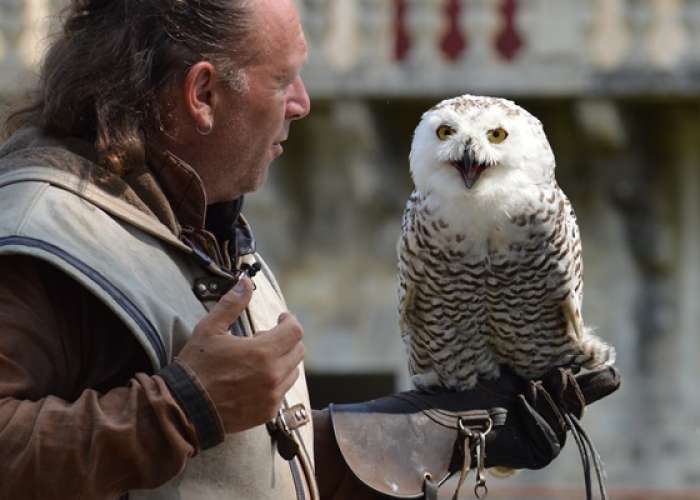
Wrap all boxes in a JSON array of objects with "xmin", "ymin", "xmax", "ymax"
[{"xmin": 146, "ymin": 145, "xmax": 256, "ymax": 267}]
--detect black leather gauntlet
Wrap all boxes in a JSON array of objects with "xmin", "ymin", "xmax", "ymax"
[{"xmin": 329, "ymin": 366, "xmax": 620, "ymax": 500}]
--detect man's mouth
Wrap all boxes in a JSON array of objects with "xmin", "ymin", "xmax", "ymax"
[{"xmin": 451, "ymin": 152, "xmax": 491, "ymax": 189}]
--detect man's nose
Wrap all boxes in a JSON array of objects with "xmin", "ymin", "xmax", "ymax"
[{"xmin": 286, "ymin": 76, "xmax": 311, "ymax": 121}]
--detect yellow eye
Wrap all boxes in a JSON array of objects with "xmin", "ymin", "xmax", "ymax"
[
  {"xmin": 436, "ymin": 125, "xmax": 455, "ymax": 141},
  {"xmin": 487, "ymin": 128, "xmax": 508, "ymax": 144}
]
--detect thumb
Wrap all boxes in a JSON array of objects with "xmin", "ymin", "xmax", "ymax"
[{"xmin": 199, "ymin": 276, "xmax": 253, "ymax": 335}]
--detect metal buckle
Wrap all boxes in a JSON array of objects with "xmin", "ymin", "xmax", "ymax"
[{"xmin": 453, "ymin": 416, "xmax": 493, "ymax": 500}]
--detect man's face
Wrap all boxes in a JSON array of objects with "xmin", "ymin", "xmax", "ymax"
[{"xmin": 207, "ymin": 0, "xmax": 310, "ymax": 203}]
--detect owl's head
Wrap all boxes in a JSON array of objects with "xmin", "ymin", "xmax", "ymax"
[{"xmin": 409, "ymin": 95, "xmax": 555, "ymax": 198}]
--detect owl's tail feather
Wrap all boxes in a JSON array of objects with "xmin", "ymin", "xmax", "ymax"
[{"xmin": 570, "ymin": 331, "xmax": 616, "ymax": 370}]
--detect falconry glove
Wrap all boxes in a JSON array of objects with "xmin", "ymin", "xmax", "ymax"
[{"xmin": 329, "ymin": 365, "xmax": 620, "ymax": 500}]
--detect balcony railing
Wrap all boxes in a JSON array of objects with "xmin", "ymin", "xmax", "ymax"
[
  {"xmin": 300, "ymin": 0, "xmax": 700, "ymax": 97},
  {"xmin": 3, "ymin": 0, "xmax": 700, "ymax": 97}
]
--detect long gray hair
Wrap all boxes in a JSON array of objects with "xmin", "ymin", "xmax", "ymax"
[{"xmin": 5, "ymin": 0, "xmax": 254, "ymax": 175}]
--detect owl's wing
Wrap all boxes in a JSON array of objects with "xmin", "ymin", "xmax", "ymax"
[
  {"xmin": 397, "ymin": 265, "xmax": 416, "ymax": 343},
  {"xmin": 565, "ymin": 193, "xmax": 584, "ymax": 306},
  {"xmin": 558, "ymin": 187, "xmax": 586, "ymax": 341},
  {"xmin": 397, "ymin": 192, "xmax": 427, "ymax": 376},
  {"xmin": 397, "ymin": 193, "xmax": 418, "ymax": 342},
  {"xmin": 558, "ymin": 187, "xmax": 616, "ymax": 367}
]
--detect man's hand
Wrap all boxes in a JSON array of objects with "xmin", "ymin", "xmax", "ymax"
[{"xmin": 177, "ymin": 276, "xmax": 305, "ymax": 433}]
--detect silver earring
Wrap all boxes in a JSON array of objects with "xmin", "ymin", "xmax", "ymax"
[{"xmin": 196, "ymin": 121, "xmax": 213, "ymax": 136}]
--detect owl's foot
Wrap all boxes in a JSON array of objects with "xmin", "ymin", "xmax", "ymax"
[{"xmin": 565, "ymin": 334, "xmax": 616, "ymax": 371}]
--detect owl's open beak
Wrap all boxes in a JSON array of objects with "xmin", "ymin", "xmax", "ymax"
[{"xmin": 453, "ymin": 146, "xmax": 488, "ymax": 189}]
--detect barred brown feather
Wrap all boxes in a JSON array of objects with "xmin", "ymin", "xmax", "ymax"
[{"xmin": 399, "ymin": 95, "xmax": 614, "ymax": 391}]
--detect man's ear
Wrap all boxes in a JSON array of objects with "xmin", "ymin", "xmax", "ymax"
[{"xmin": 183, "ymin": 61, "xmax": 217, "ymax": 134}]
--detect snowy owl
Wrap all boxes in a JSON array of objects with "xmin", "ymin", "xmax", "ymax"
[{"xmin": 398, "ymin": 94, "xmax": 615, "ymax": 391}]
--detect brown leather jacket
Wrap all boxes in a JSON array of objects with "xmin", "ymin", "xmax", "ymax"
[{"xmin": 0, "ymin": 128, "xmax": 373, "ymax": 500}]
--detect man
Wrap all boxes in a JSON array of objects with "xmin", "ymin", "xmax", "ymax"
[{"xmin": 0, "ymin": 1, "xmax": 617, "ymax": 499}]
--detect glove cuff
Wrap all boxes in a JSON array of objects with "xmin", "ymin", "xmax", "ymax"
[{"xmin": 329, "ymin": 392, "xmax": 505, "ymax": 498}]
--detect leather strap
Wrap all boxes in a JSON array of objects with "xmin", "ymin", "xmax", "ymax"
[
  {"xmin": 565, "ymin": 413, "xmax": 609, "ymax": 500},
  {"xmin": 423, "ymin": 474, "xmax": 440, "ymax": 500},
  {"xmin": 267, "ymin": 404, "xmax": 311, "ymax": 460},
  {"xmin": 538, "ymin": 367, "xmax": 614, "ymax": 500}
]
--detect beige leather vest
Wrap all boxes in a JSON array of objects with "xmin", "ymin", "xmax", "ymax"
[{"xmin": 0, "ymin": 167, "xmax": 316, "ymax": 500}]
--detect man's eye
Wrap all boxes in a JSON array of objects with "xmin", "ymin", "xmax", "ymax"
[{"xmin": 279, "ymin": 74, "xmax": 295, "ymax": 87}]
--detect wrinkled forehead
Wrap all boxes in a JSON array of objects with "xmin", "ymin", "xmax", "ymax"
[
  {"xmin": 255, "ymin": 0, "xmax": 304, "ymax": 44},
  {"xmin": 238, "ymin": 0, "xmax": 307, "ymax": 77}
]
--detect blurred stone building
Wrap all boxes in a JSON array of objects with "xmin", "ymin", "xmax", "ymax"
[{"xmin": 2, "ymin": 0, "xmax": 700, "ymax": 496}]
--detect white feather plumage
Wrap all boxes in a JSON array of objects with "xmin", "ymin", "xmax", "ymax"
[{"xmin": 399, "ymin": 94, "xmax": 615, "ymax": 391}]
